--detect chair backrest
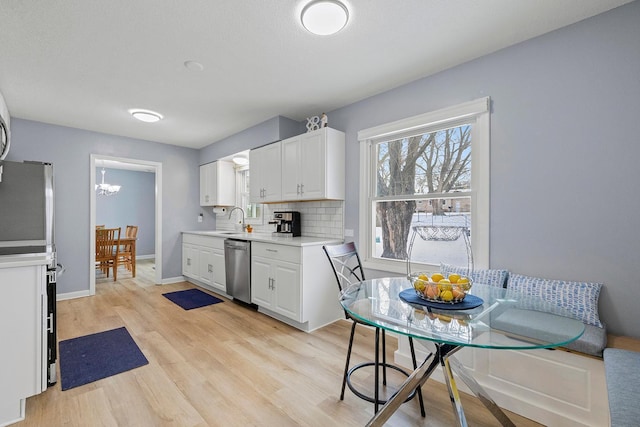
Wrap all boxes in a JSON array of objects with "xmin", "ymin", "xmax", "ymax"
[
  {"xmin": 96, "ymin": 227, "xmax": 121, "ymax": 259},
  {"xmin": 322, "ymin": 242, "xmax": 366, "ymax": 294},
  {"xmin": 125, "ymin": 225, "xmax": 138, "ymax": 238}
]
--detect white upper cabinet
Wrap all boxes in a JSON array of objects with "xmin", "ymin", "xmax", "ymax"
[
  {"xmin": 281, "ymin": 127, "xmax": 345, "ymax": 201},
  {"xmin": 249, "ymin": 142, "xmax": 282, "ymax": 203},
  {"xmin": 200, "ymin": 161, "xmax": 235, "ymax": 206}
]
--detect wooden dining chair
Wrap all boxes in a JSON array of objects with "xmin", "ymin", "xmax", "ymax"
[
  {"xmin": 119, "ymin": 225, "xmax": 138, "ymax": 273},
  {"xmin": 322, "ymin": 242, "xmax": 425, "ymax": 416},
  {"xmin": 95, "ymin": 227, "xmax": 121, "ymax": 281}
]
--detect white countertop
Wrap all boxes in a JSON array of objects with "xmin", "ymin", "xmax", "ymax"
[
  {"xmin": 0, "ymin": 252, "xmax": 53, "ymax": 268},
  {"xmin": 182, "ymin": 230, "xmax": 342, "ymax": 247}
]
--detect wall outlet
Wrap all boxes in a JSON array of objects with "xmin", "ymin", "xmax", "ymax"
[
  {"xmin": 198, "ymin": 213, "xmax": 203, "ymax": 223},
  {"xmin": 344, "ymin": 228, "xmax": 354, "ymax": 237}
]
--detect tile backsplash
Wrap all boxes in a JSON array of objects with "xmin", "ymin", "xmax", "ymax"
[{"xmin": 215, "ymin": 200, "xmax": 344, "ymax": 239}]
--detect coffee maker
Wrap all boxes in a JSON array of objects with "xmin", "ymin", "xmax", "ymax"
[{"xmin": 271, "ymin": 211, "xmax": 301, "ymax": 237}]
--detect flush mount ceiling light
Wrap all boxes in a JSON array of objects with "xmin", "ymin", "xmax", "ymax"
[
  {"xmin": 232, "ymin": 155, "xmax": 249, "ymax": 166},
  {"xmin": 301, "ymin": 0, "xmax": 349, "ymax": 35},
  {"xmin": 129, "ymin": 109, "xmax": 163, "ymax": 123}
]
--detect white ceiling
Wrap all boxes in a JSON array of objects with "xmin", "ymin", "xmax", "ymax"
[{"xmin": 0, "ymin": 0, "xmax": 632, "ymax": 149}]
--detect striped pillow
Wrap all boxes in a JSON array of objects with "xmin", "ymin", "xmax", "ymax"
[
  {"xmin": 440, "ymin": 263, "xmax": 509, "ymax": 288},
  {"xmin": 507, "ymin": 273, "xmax": 603, "ymax": 328}
]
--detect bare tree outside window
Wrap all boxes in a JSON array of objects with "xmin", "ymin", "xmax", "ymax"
[{"xmin": 375, "ymin": 124, "xmax": 472, "ymax": 261}]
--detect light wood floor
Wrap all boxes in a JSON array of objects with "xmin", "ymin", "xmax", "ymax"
[{"xmin": 16, "ymin": 263, "xmax": 542, "ymax": 427}]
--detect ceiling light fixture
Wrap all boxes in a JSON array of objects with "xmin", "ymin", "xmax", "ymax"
[
  {"xmin": 95, "ymin": 168, "xmax": 121, "ymax": 196},
  {"xmin": 129, "ymin": 109, "xmax": 163, "ymax": 123},
  {"xmin": 301, "ymin": 0, "xmax": 349, "ymax": 36},
  {"xmin": 232, "ymin": 156, "xmax": 249, "ymax": 166}
]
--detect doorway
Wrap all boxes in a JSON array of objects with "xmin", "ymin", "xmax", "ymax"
[{"xmin": 89, "ymin": 154, "xmax": 163, "ymax": 294}]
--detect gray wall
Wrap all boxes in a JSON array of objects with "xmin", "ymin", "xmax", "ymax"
[
  {"xmin": 324, "ymin": 2, "xmax": 640, "ymax": 337},
  {"xmin": 96, "ymin": 168, "xmax": 155, "ymax": 256},
  {"xmin": 6, "ymin": 119, "xmax": 206, "ymax": 294}
]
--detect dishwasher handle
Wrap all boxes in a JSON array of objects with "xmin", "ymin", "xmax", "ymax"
[{"xmin": 224, "ymin": 239, "xmax": 250, "ymax": 251}]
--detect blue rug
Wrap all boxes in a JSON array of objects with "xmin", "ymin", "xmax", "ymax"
[
  {"xmin": 162, "ymin": 288, "xmax": 223, "ymax": 310},
  {"xmin": 59, "ymin": 326, "xmax": 148, "ymax": 391}
]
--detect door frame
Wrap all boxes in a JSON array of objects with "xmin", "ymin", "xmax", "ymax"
[{"xmin": 89, "ymin": 154, "xmax": 163, "ymax": 294}]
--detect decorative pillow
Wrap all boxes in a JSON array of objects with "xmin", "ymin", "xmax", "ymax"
[
  {"xmin": 507, "ymin": 273, "xmax": 603, "ymax": 328},
  {"xmin": 440, "ymin": 263, "xmax": 509, "ymax": 288}
]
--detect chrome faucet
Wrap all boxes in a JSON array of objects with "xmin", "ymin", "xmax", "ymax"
[{"xmin": 228, "ymin": 206, "xmax": 246, "ymax": 231}]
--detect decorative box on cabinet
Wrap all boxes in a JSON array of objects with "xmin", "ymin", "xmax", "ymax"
[
  {"xmin": 249, "ymin": 142, "xmax": 282, "ymax": 203},
  {"xmin": 182, "ymin": 234, "xmax": 226, "ymax": 294},
  {"xmin": 250, "ymin": 241, "xmax": 343, "ymax": 332},
  {"xmin": 281, "ymin": 127, "xmax": 345, "ymax": 201},
  {"xmin": 200, "ymin": 161, "xmax": 235, "ymax": 206}
]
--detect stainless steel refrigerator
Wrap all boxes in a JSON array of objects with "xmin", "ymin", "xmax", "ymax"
[{"xmin": 0, "ymin": 160, "xmax": 58, "ymax": 386}]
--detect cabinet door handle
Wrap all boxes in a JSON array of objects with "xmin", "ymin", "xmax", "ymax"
[
  {"xmin": 296, "ymin": 184, "xmax": 300, "ymax": 195},
  {"xmin": 208, "ymin": 264, "xmax": 213, "ymax": 273},
  {"xmin": 300, "ymin": 183, "xmax": 304, "ymax": 195},
  {"xmin": 187, "ymin": 258, "xmax": 191, "ymax": 266},
  {"xmin": 266, "ymin": 248, "xmax": 278, "ymax": 253}
]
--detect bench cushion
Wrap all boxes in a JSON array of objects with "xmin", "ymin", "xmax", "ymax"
[
  {"xmin": 507, "ymin": 273, "xmax": 603, "ymax": 327},
  {"xmin": 604, "ymin": 348, "xmax": 640, "ymax": 426},
  {"xmin": 440, "ymin": 263, "xmax": 509, "ymax": 288},
  {"xmin": 563, "ymin": 323, "xmax": 607, "ymax": 357}
]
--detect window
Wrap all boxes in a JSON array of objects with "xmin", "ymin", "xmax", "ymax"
[
  {"xmin": 235, "ymin": 165, "xmax": 263, "ymax": 225},
  {"xmin": 358, "ymin": 98, "xmax": 490, "ymax": 274}
]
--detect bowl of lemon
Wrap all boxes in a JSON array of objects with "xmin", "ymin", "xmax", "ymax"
[{"xmin": 409, "ymin": 272, "xmax": 472, "ymax": 304}]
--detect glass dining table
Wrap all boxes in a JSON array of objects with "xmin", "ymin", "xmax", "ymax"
[{"xmin": 339, "ymin": 277, "xmax": 585, "ymax": 427}]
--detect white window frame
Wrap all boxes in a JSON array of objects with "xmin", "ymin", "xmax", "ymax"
[
  {"xmin": 358, "ymin": 97, "xmax": 490, "ymax": 274},
  {"xmin": 235, "ymin": 164, "xmax": 263, "ymax": 225}
]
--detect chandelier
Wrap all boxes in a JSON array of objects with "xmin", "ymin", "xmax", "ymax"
[{"xmin": 96, "ymin": 168, "xmax": 121, "ymax": 196}]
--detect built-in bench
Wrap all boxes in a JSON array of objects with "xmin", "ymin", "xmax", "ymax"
[
  {"xmin": 395, "ymin": 265, "xmax": 610, "ymax": 426},
  {"xmin": 604, "ymin": 336, "xmax": 640, "ymax": 427}
]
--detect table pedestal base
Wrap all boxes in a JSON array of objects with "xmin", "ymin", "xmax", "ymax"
[{"xmin": 366, "ymin": 343, "xmax": 515, "ymax": 427}]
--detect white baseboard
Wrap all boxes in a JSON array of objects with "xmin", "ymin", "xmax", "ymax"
[
  {"xmin": 56, "ymin": 290, "xmax": 91, "ymax": 301},
  {"xmin": 135, "ymin": 254, "xmax": 155, "ymax": 260},
  {"xmin": 161, "ymin": 276, "xmax": 188, "ymax": 285}
]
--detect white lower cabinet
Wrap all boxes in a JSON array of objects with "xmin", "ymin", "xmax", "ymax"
[
  {"xmin": 251, "ymin": 246, "xmax": 301, "ymax": 321},
  {"xmin": 182, "ymin": 244, "xmax": 199, "ymax": 279},
  {"xmin": 0, "ymin": 262, "xmax": 47, "ymax": 426},
  {"xmin": 182, "ymin": 234, "xmax": 226, "ymax": 293},
  {"xmin": 251, "ymin": 241, "xmax": 342, "ymax": 331}
]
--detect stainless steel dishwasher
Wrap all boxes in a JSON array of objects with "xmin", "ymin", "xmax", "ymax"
[{"xmin": 224, "ymin": 238, "xmax": 251, "ymax": 304}]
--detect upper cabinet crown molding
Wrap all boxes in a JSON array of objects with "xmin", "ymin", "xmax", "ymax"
[{"xmin": 200, "ymin": 160, "xmax": 235, "ymax": 206}]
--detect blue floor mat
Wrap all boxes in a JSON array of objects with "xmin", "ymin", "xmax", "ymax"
[
  {"xmin": 162, "ymin": 288, "xmax": 223, "ymax": 310},
  {"xmin": 59, "ymin": 326, "xmax": 148, "ymax": 391}
]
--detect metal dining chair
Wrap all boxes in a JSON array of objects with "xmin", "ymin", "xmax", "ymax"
[{"xmin": 323, "ymin": 242, "xmax": 425, "ymax": 416}]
